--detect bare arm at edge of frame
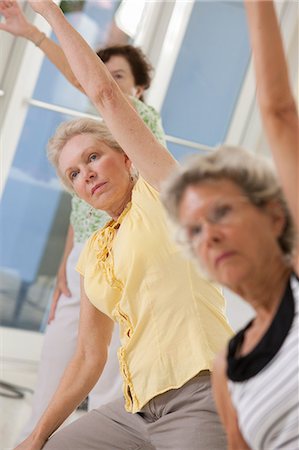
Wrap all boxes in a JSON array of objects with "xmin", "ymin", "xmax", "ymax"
[{"xmin": 245, "ymin": 0, "xmax": 299, "ymax": 234}]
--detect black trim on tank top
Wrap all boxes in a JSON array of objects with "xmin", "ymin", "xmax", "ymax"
[{"xmin": 227, "ymin": 275, "xmax": 296, "ymax": 382}]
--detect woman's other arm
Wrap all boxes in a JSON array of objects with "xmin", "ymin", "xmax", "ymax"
[
  {"xmin": 15, "ymin": 277, "xmax": 114, "ymax": 449},
  {"xmin": 212, "ymin": 352, "xmax": 250, "ymax": 450},
  {"xmin": 28, "ymin": 0, "xmax": 177, "ymax": 191},
  {"xmin": 245, "ymin": 0, "xmax": 298, "ymax": 230},
  {"xmin": 48, "ymin": 224, "xmax": 74, "ymax": 323}
]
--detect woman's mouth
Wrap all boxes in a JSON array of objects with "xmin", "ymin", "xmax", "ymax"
[
  {"xmin": 215, "ymin": 251, "xmax": 236, "ymax": 267},
  {"xmin": 91, "ymin": 182, "xmax": 107, "ymax": 195}
]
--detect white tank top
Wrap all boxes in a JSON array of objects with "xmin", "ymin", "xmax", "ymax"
[{"xmin": 227, "ymin": 275, "xmax": 299, "ymax": 450}]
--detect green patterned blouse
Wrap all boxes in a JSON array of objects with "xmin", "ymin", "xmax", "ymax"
[{"xmin": 70, "ymin": 98, "xmax": 166, "ymax": 243}]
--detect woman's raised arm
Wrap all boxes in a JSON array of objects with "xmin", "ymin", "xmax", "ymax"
[
  {"xmin": 28, "ymin": 0, "xmax": 177, "ymax": 191},
  {"xmin": 245, "ymin": 0, "xmax": 298, "ymax": 229}
]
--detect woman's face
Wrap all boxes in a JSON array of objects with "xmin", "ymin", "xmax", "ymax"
[
  {"xmin": 178, "ymin": 179, "xmax": 285, "ymax": 292},
  {"xmin": 58, "ymin": 133, "xmax": 132, "ymax": 215},
  {"xmin": 105, "ymin": 55, "xmax": 144, "ymax": 99}
]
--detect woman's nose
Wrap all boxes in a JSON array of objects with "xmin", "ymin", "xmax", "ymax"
[
  {"xmin": 200, "ymin": 222, "xmax": 223, "ymax": 247},
  {"xmin": 84, "ymin": 168, "xmax": 96, "ymax": 181}
]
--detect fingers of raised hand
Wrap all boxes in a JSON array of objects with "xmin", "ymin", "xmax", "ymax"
[
  {"xmin": 27, "ymin": 0, "xmax": 54, "ymax": 15},
  {"xmin": 0, "ymin": 1, "xmax": 16, "ymax": 11},
  {"xmin": 0, "ymin": 1, "xmax": 19, "ymax": 19}
]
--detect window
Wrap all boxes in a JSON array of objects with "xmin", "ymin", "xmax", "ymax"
[{"xmin": 0, "ymin": 0, "xmax": 252, "ymax": 333}]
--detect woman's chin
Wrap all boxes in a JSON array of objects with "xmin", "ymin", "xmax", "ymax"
[
  {"xmin": 86, "ymin": 196, "xmax": 108, "ymax": 212},
  {"xmin": 216, "ymin": 266, "xmax": 249, "ymax": 294}
]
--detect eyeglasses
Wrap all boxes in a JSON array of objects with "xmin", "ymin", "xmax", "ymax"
[{"xmin": 177, "ymin": 197, "xmax": 251, "ymax": 248}]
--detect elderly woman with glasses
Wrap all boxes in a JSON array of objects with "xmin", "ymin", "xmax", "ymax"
[{"xmin": 163, "ymin": 2, "xmax": 298, "ymax": 449}]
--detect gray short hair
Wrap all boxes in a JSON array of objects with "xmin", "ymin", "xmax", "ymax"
[
  {"xmin": 162, "ymin": 146, "xmax": 296, "ymax": 257},
  {"xmin": 47, "ymin": 118, "xmax": 123, "ymax": 191}
]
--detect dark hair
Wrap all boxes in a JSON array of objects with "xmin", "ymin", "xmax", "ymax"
[{"xmin": 97, "ymin": 45, "xmax": 153, "ymax": 102}]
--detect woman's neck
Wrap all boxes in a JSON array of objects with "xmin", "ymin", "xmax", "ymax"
[
  {"xmin": 236, "ymin": 256, "xmax": 292, "ymax": 322},
  {"xmin": 107, "ymin": 180, "xmax": 136, "ymax": 221},
  {"xmin": 237, "ymin": 259, "xmax": 292, "ymax": 357}
]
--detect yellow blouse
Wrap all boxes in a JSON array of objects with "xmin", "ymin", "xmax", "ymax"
[{"xmin": 77, "ymin": 177, "xmax": 233, "ymax": 413}]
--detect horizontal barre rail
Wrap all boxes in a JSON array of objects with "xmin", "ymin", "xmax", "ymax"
[
  {"xmin": 27, "ymin": 98, "xmax": 215, "ymax": 153},
  {"xmin": 164, "ymin": 134, "xmax": 215, "ymax": 152},
  {"xmin": 27, "ymin": 98, "xmax": 101, "ymax": 120}
]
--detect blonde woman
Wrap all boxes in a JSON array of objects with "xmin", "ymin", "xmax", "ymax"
[{"xmin": 14, "ymin": 0, "xmax": 232, "ymax": 449}]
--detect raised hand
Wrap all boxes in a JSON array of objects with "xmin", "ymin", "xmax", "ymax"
[
  {"xmin": 0, "ymin": 1, "xmax": 32, "ymax": 37},
  {"xmin": 27, "ymin": 0, "xmax": 56, "ymax": 16}
]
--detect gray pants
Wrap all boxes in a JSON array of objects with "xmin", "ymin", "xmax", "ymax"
[{"xmin": 44, "ymin": 374, "xmax": 226, "ymax": 450}]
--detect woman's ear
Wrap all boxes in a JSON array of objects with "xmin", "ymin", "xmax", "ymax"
[
  {"xmin": 265, "ymin": 200, "xmax": 287, "ymax": 238},
  {"xmin": 134, "ymin": 85, "xmax": 145, "ymax": 99},
  {"xmin": 124, "ymin": 153, "xmax": 132, "ymax": 169}
]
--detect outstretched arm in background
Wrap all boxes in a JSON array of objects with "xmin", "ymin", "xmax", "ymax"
[
  {"xmin": 0, "ymin": 1, "xmax": 82, "ymax": 91},
  {"xmin": 245, "ymin": 0, "xmax": 298, "ymax": 230},
  {"xmin": 27, "ymin": 0, "xmax": 177, "ymax": 191}
]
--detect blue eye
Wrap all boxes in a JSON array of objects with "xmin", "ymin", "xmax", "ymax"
[
  {"xmin": 89, "ymin": 153, "xmax": 97, "ymax": 162},
  {"xmin": 70, "ymin": 171, "xmax": 79, "ymax": 181}
]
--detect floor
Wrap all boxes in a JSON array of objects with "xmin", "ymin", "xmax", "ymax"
[{"xmin": 0, "ymin": 357, "xmax": 85, "ymax": 450}]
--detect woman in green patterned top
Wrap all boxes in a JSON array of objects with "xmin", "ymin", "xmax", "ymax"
[{"xmin": 0, "ymin": 3, "xmax": 166, "ymax": 443}]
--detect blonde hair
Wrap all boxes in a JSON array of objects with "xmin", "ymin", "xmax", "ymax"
[
  {"xmin": 47, "ymin": 118, "xmax": 123, "ymax": 191},
  {"xmin": 162, "ymin": 146, "xmax": 296, "ymax": 257}
]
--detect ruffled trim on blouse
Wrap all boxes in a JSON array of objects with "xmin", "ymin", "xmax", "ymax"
[
  {"xmin": 118, "ymin": 346, "xmax": 140, "ymax": 411},
  {"xmin": 94, "ymin": 201, "xmax": 132, "ymax": 291},
  {"xmin": 93, "ymin": 201, "xmax": 140, "ymax": 410}
]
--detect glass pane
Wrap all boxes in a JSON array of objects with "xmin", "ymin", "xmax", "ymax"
[
  {"xmin": 0, "ymin": 1, "xmax": 149, "ymax": 332},
  {"xmin": 161, "ymin": 1, "xmax": 251, "ymax": 146},
  {"xmin": 166, "ymin": 141, "xmax": 210, "ymax": 163},
  {"xmin": 0, "ymin": 108, "xmax": 75, "ymax": 331}
]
